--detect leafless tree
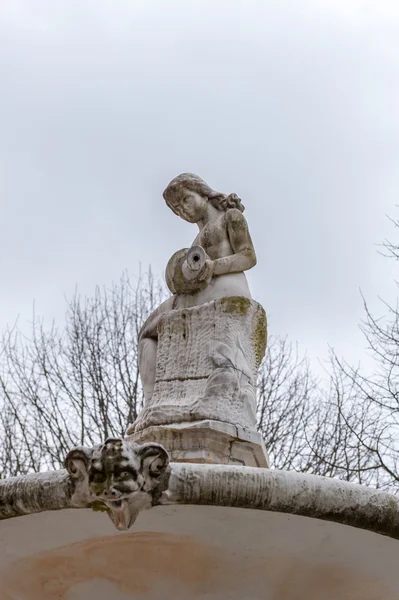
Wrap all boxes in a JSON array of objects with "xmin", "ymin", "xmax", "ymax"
[
  {"xmin": 328, "ymin": 313, "xmax": 399, "ymax": 492},
  {"xmin": 256, "ymin": 336, "xmax": 316, "ymax": 471},
  {"xmin": 327, "ymin": 214, "xmax": 399, "ymax": 493},
  {"xmin": 256, "ymin": 337, "xmax": 382, "ymax": 487},
  {"xmin": 0, "ymin": 270, "xmax": 165, "ymax": 477}
]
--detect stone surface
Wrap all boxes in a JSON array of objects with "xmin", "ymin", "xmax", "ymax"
[
  {"xmin": 1, "ymin": 493, "xmax": 399, "ymax": 599},
  {"xmin": 64, "ymin": 438, "xmax": 170, "ymax": 530},
  {"xmin": 2, "ymin": 460, "xmax": 399, "ymax": 540},
  {"xmin": 128, "ymin": 296, "xmax": 268, "ymax": 466},
  {"xmin": 128, "ymin": 420, "xmax": 269, "ymax": 467},
  {"xmin": 130, "ymin": 297, "xmax": 266, "ymax": 432}
]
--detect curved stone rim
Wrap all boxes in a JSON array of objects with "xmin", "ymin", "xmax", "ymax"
[{"xmin": 1, "ymin": 464, "xmax": 398, "ymax": 540}]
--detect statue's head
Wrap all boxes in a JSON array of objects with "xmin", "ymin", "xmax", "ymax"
[{"xmin": 163, "ymin": 173, "xmax": 245, "ymax": 223}]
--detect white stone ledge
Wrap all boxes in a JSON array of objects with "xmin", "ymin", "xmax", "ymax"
[{"xmin": 1, "ymin": 464, "xmax": 398, "ymax": 540}]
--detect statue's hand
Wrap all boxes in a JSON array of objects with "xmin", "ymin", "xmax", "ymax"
[{"xmin": 197, "ymin": 258, "xmax": 214, "ymax": 284}]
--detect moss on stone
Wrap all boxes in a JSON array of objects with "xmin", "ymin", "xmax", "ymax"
[
  {"xmin": 220, "ymin": 296, "xmax": 251, "ymax": 315},
  {"xmin": 385, "ymin": 496, "xmax": 398, "ymax": 531},
  {"xmin": 91, "ymin": 501, "xmax": 109, "ymax": 513},
  {"xmin": 251, "ymin": 309, "xmax": 267, "ymax": 365}
]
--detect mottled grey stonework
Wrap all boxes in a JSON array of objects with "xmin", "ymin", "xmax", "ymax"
[
  {"xmin": 127, "ymin": 296, "xmax": 268, "ymax": 466},
  {"xmin": 2, "ymin": 461, "xmax": 399, "ymax": 540},
  {"xmin": 42, "ymin": 439, "xmax": 169, "ymax": 529},
  {"xmin": 132, "ymin": 297, "xmax": 265, "ymax": 433},
  {"xmin": 64, "ymin": 438, "xmax": 170, "ymax": 530}
]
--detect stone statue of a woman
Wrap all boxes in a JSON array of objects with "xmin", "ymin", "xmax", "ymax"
[
  {"xmin": 129, "ymin": 173, "xmax": 267, "ymax": 466},
  {"xmin": 139, "ymin": 173, "xmax": 257, "ymax": 401}
]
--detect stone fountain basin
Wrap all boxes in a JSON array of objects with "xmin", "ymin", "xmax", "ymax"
[{"xmin": 0, "ymin": 503, "xmax": 398, "ymax": 600}]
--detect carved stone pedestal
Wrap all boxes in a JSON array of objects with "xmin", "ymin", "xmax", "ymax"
[
  {"xmin": 127, "ymin": 296, "xmax": 269, "ymax": 468},
  {"xmin": 128, "ymin": 419, "xmax": 269, "ymax": 467}
]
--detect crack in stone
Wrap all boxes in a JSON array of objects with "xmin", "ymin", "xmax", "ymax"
[{"xmin": 156, "ymin": 375, "xmax": 210, "ymax": 383}]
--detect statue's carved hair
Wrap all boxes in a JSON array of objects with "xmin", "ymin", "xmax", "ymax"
[{"xmin": 163, "ymin": 173, "xmax": 245, "ymax": 213}]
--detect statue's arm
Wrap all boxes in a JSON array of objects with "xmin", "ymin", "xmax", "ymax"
[
  {"xmin": 212, "ymin": 209, "xmax": 257, "ymax": 276},
  {"xmin": 139, "ymin": 296, "xmax": 175, "ymax": 340}
]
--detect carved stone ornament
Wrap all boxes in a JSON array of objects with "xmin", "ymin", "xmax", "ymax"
[{"xmin": 64, "ymin": 438, "xmax": 170, "ymax": 530}]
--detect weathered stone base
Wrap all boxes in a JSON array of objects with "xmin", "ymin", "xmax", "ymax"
[
  {"xmin": 126, "ymin": 419, "xmax": 269, "ymax": 468},
  {"xmin": 129, "ymin": 297, "xmax": 267, "ymax": 436}
]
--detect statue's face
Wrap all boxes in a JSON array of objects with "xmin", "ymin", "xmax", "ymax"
[{"xmin": 168, "ymin": 188, "xmax": 208, "ymax": 223}]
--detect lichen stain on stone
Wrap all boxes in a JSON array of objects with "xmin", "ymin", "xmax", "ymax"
[
  {"xmin": 385, "ymin": 496, "xmax": 399, "ymax": 532},
  {"xmin": 220, "ymin": 296, "xmax": 251, "ymax": 316},
  {"xmin": 0, "ymin": 531, "xmax": 396, "ymax": 600},
  {"xmin": 251, "ymin": 309, "xmax": 267, "ymax": 366},
  {"xmin": 90, "ymin": 501, "xmax": 109, "ymax": 514}
]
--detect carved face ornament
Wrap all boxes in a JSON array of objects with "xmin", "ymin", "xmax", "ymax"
[{"xmin": 65, "ymin": 439, "xmax": 170, "ymax": 530}]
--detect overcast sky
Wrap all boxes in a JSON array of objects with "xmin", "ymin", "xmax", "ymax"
[{"xmin": 0, "ymin": 0, "xmax": 398, "ymax": 374}]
